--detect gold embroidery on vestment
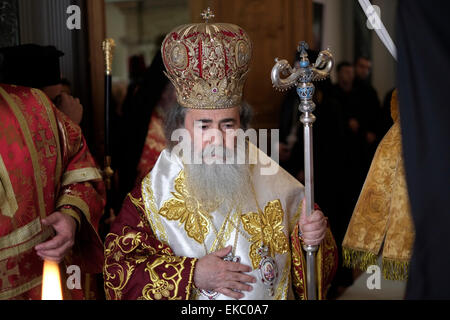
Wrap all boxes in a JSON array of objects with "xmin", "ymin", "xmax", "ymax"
[
  {"xmin": 158, "ymin": 171, "xmax": 209, "ymax": 244},
  {"xmin": 241, "ymin": 199, "xmax": 289, "ymax": 269}
]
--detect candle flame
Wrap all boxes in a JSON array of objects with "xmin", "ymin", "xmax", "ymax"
[{"xmin": 41, "ymin": 260, "xmax": 63, "ymax": 300}]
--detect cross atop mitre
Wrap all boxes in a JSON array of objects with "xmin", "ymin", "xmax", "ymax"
[{"xmin": 201, "ymin": 7, "xmax": 215, "ymax": 23}]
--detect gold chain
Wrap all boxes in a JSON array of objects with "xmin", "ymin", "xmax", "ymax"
[
  {"xmin": 195, "ymin": 208, "xmax": 232, "ymax": 255},
  {"xmin": 249, "ymin": 178, "xmax": 268, "ymax": 248},
  {"xmin": 203, "ymin": 207, "xmax": 245, "ymax": 258},
  {"xmin": 233, "ymin": 214, "xmax": 242, "ymax": 252},
  {"xmin": 205, "ymin": 209, "xmax": 231, "ymax": 252},
  {"xmin": 217, "ymin": 209, "xmax": 251, "ymax": 242}
]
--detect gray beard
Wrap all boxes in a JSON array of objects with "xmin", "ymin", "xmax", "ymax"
[{"xmin": 184, "ymin": 145, "xmax": 252, "ymax": 211}]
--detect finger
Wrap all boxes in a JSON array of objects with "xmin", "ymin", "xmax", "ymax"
[
  {"xmin": 36, "ymin": 252, "xmax": 61, "ymax": 263},
  {"xmin": 60, "ymin": 92, "xmax": 72, "ymax": 103},
  {"xmin": 41, "ymin": 212, "xmax": 62, "ymax": 227},
  {"xmin": 224, "ymin": 280, "xmax": 254, "ymax": 292},
  {"xmin": 216, "ymin": 287, "xmax": 244, "ymax": 300},
  {"xmin": 212, "ymin": 245, "xmax": 232, "ymax": 258},
  {"xmin": 228, "ymin": 272, "xmax": 257, "ymax": 284},
  {"xmin": 36, "ymin": 250, "xmax": 65, "ymax": 262},
  {"xmin": 301, "ymin": 198, "xmax": 306, "ymax": 217},
  {"xmin": 36, "ymin": 249, "xmax": 66, "ymax": 263},
  {"xmin": 303, "ymin": 238, "xmax": 324, "ymax": 246},
  {"xmin": 36, "ymin": 241, "xmax": 73, "ymax": 261},
  {"xmin": 301, "ymin": 220, "xmax": 326, "ymax": 232},
  {"xmin": 302, "ymin": 230, "xmax": 326, "ymax": 242},
  {"xmin": 306, "ymin": 210, "xmax": 325, "ymax": 223},
  {"xmin": 223, "ymin": 261, "xmax": 252, "ymax": 273},
  {"xmin": 303, "ymin": 232, "xmax": 326, "ymax": 246},
  {"xmin": 63, "ymin": 95, "xmax": 74, "ymax": 104},
  {"xmin": 35, "ymin": 234, "xmax": 67, "ymax": 251},
  {"xmin": 302, "ymin": 216, "xmax": 327, "ymax": 230}
]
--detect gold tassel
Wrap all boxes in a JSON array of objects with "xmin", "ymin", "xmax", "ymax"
[
  {"xmin": 342, "ymin": 248, "xmax": 409, "ymax": 281},
  {"xmin": 382, "ymin": 258, "xmax": 409, "ymax": 281},
  {"xmin": 342, "ymin": 247, "xmax": 378, "ymax": 271}
]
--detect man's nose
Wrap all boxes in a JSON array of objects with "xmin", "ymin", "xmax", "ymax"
[{"xmin": 205, "ymin": 128, "xmax": 225, "ymax": 146}]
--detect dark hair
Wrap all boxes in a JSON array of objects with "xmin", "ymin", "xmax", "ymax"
[
  {"xmin": 164, "ymin": 101, "xmax": 188, "ymax": 150},
  {"xmin": 337, "ymin": 61, "xmax": 353, "ymax": 73},
  {"xmin": 60, "ymin": 78, "xmax": 71, "ymax": 87},
  {"xmin": 164, "ymin": 102, "xmax": 254, "ymax": 150},
  {"xmin": 239, "ymin": 101, "xmax": 253, "ymax": 130},
  {"xmin": 354, "ymin": 55, "xmax": 371, "ymax": 65}
]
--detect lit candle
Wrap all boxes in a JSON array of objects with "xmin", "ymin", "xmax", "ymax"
[{"xmin": 41, "ymin": 260, "xmax": 63, "ymax": 300}]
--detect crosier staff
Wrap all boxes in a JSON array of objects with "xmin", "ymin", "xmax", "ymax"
[
  {"xmin": 271, "ymin": 42, "xmax": 334, "ymax": 300},
  {"xmin": 101, "ymin": 38, "xmax": 116, "ymax": 237}
]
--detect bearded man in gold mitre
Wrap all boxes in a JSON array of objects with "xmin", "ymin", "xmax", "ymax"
[{"xmin": 103, "ymin": 12, "xmax": 338, "ymax": 300}]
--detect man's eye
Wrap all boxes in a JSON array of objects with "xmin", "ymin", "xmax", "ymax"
[{"xmin": 223, "ymin": 123, "xmax": 234, "ymax": 129}]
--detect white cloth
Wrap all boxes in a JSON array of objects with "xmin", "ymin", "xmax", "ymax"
[{"xmin": 140, "ymin": 144, "xmax": 305, "ymax": 300}]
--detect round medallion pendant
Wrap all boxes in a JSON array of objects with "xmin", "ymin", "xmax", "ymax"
[
  {"xmin": 259, "ymin": 255, "xmax": 278, "ymax": 295},
  {"xmin": 200, "ymin": 289, "xmax": 220, "ymax": 300}
]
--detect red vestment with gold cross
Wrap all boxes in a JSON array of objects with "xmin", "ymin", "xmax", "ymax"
[{"xmin": 0, "ymin": 84, "xmax": 105, "ymax": 300}]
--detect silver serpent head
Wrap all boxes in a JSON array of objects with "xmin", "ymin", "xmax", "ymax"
[{"xmin": 271, "ymin": 41, "xmax": 334, "ymax": 92}]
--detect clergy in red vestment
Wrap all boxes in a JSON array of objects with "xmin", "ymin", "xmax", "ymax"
[
  {"xmin": 135, "ymin": 82, "xmax": 176, "ymax": 183},
  {"xmin": 103, "ymin": 13, "xmax": 337, "ymax": 300},
  {"xmin": 0, "ymin": 83, "xmax": 105, "ymax": 300},
  {"xmin": 0, "ymin": 44, "xmax": 84, "ymax": 125}
]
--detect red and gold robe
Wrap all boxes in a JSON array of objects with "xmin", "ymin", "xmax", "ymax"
[
  {"xmin": 104, "ymin": 146, "xmax": 337, "ymax": 300},
  {"xmin": 0, "ymin": 84, "xmax": 106, "ymax": 300}
]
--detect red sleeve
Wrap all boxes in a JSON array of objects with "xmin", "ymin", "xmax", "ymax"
[
  {"xmin": 48, "ymin": 106, "xmax": 106, "ymax": 274},
  {"xmin": 103, "ymin": 187, "xmax": 198, "ymax": 300},
  {"xmin": 291, "ymin": 218, "xmax": 338, "ymax": 300},
  {"xmin": 55, "ymin": 107, "xmax": 106, "ymax": 230}
]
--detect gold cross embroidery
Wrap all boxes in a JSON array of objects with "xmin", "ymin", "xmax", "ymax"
[
  {"xmin": 0, "ymin": 260, "xmax": 20, "ymax": 289},
  {"xmin": 35, "ymin": 129, "xmax": 56, "ymax": 159}
]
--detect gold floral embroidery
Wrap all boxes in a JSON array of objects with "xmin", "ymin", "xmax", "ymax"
[
  {"xmin": 158, "ymin": 171, "xmax": 209, "ymax": 244},
  {"xmin": 274, "ymin": 253, "xmax": 291, "ymax": 300},
  {"xmin": 129, "ymin": 194, "xmax": 146, "ymax": 215},
  {"xmin": 291, "ymin": 248, "xmax": 306, "ymax": 300},
  {"xmin": 291, "ymin": 224, "xmax": 306, "ymax": 300},
  {"xmin": 141, "ymin": 175, "xmax": 168, "ymax": 244},
  {"xmin": 241, "ymin": 199, "xmax": 289, "ymax": 269},
  {"xmin": 141, "ymin": 255, "xmax": 187, "ymax": 300},
  {"xmin": 318, "ymin": 228, "xmax": 337, "ymax": 299},
  {"xmin": 103, "ymin": 226, "xmax": 156, "ymax": 300}
]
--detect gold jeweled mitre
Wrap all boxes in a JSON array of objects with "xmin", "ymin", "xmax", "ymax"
[{"xmin": 161, "ymin": 9, "xmax": 252, "ymax": 109}]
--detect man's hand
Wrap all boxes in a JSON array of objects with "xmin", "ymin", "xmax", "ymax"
[
  {"xmin": 57, "ymin": 92, "xmax": 83, "ymax": 125},
  {"xmin": 298, "ymin": 199, "xmax": 327, "ymax": 246},
  {"xmin": 194, "ymin": 246, "xmax": 256, "ymax": 300},
  {"xmin": 34, "ymin": 211, "xmax": 77, "ymax": 262}
]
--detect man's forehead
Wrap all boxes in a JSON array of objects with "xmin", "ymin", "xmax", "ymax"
[{"xmin": 187, "ymin": 106, "xmax": 239, "ymax": 121}]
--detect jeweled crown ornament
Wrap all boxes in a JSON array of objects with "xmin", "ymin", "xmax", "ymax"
[{"xmin": 161, "ymin": 8, "xmax": 252, "ymax": 109}]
